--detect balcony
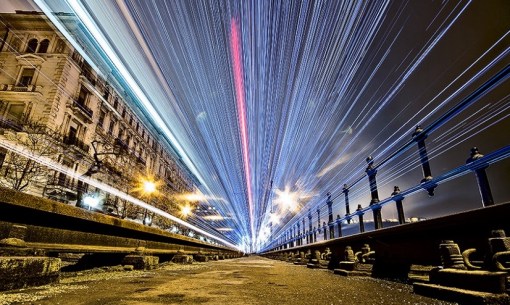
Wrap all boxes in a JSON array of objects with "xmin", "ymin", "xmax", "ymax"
[
  {"xmin": 46, "ymin": 175, "xmax": 76, "ymax": 190},
  {"xmin": 71, "ymin": 100, "xmax": 94, "ymax": 122},
  {"xmin": 103, "ymin": 160, "xmax": 122, "ymax": 177},
  {"xmin": 136, "ymin": 155, "xmax": 146, "ymax": 166},
  {"xmin": 165, "ymin": 177, "xmax": 180, "ymax": 192},
  {"xmin": 114, "ymin": 137, "xmax": 129, "ymax": 152},
  {"xmin": 0, "ymin": 84, "xmax": 43, "ymax": 93},
  {"xmin": 44, "ymin": 175, "xmax": 78, "ymax": 203},
  {"xmin": 0, "ymin": 116, "xmax": 23, "ymax": 132},
  {"xmin": 63, "ymin": 136, "xmax": 90, "ymax": 153}
]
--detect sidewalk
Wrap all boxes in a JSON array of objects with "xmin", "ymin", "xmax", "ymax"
[{"xmin": 0, "ymin": 256, "xmax": 456, "ymax": 305}]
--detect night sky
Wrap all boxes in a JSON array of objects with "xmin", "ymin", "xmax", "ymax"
[{"xmin": 2, "ymin": 0, "xmax": 510, "ymax": 250}]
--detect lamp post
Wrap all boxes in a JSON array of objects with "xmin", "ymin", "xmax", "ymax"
[{"xmin": 140, "ymin": 178, "xmax": 157, "ymax": 225}]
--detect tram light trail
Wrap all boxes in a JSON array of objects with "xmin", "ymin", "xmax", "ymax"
[{"xmin": 0, "ymin": 138, "xmax": 239, "ymax": 250}]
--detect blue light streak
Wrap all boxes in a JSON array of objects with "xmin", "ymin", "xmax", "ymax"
[{"xmin": 25, "ymin": 0, "xmax": 510, "ymax": 251}]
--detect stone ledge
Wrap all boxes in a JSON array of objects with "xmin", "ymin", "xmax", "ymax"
[
  {"xmin": 0, "ymin": 256, "xmax": 61, "ymax": 291},
  {"xmin": 121, "ymin": 255, "xmax": 159, "ymax": 270},
  {"xmin": 413, "ymin": 282, "xmax": 510, "ymax": 305},
  {"xmin": 430, "ymin": 268, "xmax": 507, "ymax": 293},
  {"xmin": 333, "ymin": 269, "xmax": 371, "ymax": 276}
]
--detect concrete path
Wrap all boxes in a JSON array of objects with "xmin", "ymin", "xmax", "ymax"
[{"xmin": 1, "ymin": 256, "xmax": 455, "ymax": 305}]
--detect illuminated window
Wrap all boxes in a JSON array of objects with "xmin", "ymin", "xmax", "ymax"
[
  {"xmin": 38, "ymin": 39, "xmax": 50, "ymax": 53},
  {"xmin": 18, "ymin": 68, "xmax": 35, "ymax": 86},
  {"xmin": 26, "ymin": 38, "xmax": 38, "ymax": 53}
]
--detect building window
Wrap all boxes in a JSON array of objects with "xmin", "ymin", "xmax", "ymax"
[
  {"xmin": 77, "ymin": 87, "xmax": 89, "ymax": 105},
  {"xmin": 98, "ymin": 110, "xmax": 106, "ymax": 128},
  {"xmin": 68, "ymin": 125, "xmax": 78, "ymax": 142},
  {"xmin": 0, "ymin": 148, "xmax": 6, "ymax": 168},
  {"xmin": 38, "ymin": 39, "xmax": 50, "ymax": 53},
  {"xmin": 18, "ymin": 68, "xmax": 35, "ymax": 87},
  {"xmin": 5, "ymin": 104, "xmax": 25, "ymax": 123},
  {"xmin": 26, "ymin": 39, "xmax": 38, "ymax": 53},
  {"xmin": 109, "ymin": 119, "xmax": 116, "ymax": 134},
  {"xmin": 113, "ymin": 98, "xmax": 118, "ymax": 110},
  {"xmin": 55, "ymin": 39, "xmax": 65, "ymax": 53}
]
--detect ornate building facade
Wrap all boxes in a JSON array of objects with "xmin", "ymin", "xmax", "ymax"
[{"xmin": 0, "ymin": 11, "xmax": 196, "ymax": 225}]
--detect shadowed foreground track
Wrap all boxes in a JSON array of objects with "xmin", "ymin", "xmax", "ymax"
[{"xmin": 1, "ymin": 256, "xmax": 455, "ymax": 305}]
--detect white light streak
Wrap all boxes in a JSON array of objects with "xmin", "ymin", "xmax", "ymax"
[{"xmin": 0, "ymin": 137, "xmax": 239, "ymax": 250}]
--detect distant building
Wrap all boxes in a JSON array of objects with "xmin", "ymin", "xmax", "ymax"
[{"xmin": 0, "ymin": 11, "xmax": 195, "ymax": 222}]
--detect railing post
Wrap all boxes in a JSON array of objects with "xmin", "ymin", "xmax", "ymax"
[
  {"xmin": 290, "ymin": 228, "xmax": 294, "ymax": 247},
  {"xmin": 366, "ymin": 156, "xmax": 382, "ymax": 230},
  {"xmin": 313, "ymin": 227, "xmax": 317, "ymax": 243},
  {"xmin": 308, "ymin": 209, "xmax": 313, "ymax": 243},
  {"xmin": 296, "ymin": 223, "xmax": 300, "ymax": 246},
  {"xmin": 306, "ymin": 230, "xmax": 309, "ymax": 244},
  {"xmin": 357, "ymin": 204, "xmax": 365, "ymax": 233},
  {"xmin": 343, "ymin": 184, "xmax": 351, "ymax": 224},
  {"xmin": 294, "ymin": 225, "xmax": 297, "ymax": 246},
  {"xmin": 336, "ymin": 215, "xmax": 342, "ymax": 237},
  {"xmin": 316, "ymin": 207, "xmax": 321, "ymax": 229},
  {"xmin": 466, "ymin": 147, "xmax": 494, "ymax": 207},
  {"xmin": 323, "ymin": 222, "xmax": 327, "ymax": 240},
  {"xmin": 302, "ymin": 218, "xmax": 306, "ymax": 245},
  {"xmin": 412, "ymin": 125, "xmax": 436, "ymax": 196},
  {"xmin": 326, "ymin": 192, "xmax": 334, "ymax": 239},
  {"xmin": 391, "ymin": 186, "xmax": 406, "ymax": 224}
]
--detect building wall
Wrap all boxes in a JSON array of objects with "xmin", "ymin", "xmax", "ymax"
[{"xmin": 0, "ymin": 12, "xmax": 194, "ymax": 222}]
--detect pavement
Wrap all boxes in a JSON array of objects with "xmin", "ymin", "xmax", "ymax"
[{"xmin": 0, "ymin": 256, "xmax": 456, "ymax": 305}]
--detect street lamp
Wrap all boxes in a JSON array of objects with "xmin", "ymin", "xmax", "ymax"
[
  {"xmin": 142, "ymin": 180, "xmax": 156, "ymax": 194},
  {"xmin": 180, "ymin": 204, "xmax": 192, "ymax": 218},
  {"xmin": 83, "ymin": 194, "xmax": 100, "ymax": 210},
  {"xmin": 135, "ymin": 176, "xmax": 159, "ymax": 226}
]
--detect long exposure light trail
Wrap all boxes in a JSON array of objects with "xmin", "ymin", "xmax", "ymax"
[
  {"xmin": 230, "ymin": 17, "xmax": 255, "ymax": 245},
  {"xmin": 0, "ymin": 138, "xmax": 239, "ymax": 250},
  {"xmin": 34, "ymin": 0, "xmax": 207, "ymax": 190},
  {"xmin": 15, "ymin": 0, "xmax": 510, "ymax": 252}
]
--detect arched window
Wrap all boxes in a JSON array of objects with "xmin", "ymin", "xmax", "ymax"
[
  {"xmin": 38, "ymin": 39, "xmax": 50, "ymax": 53},
  {"xmin": 26, "ymin": 39, "xmax": 38, "ymax": 53}
]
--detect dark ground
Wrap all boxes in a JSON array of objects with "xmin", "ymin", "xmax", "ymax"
[{"xmin": 0, "ymin": 256, "xmax": 456, "ymax": 305}]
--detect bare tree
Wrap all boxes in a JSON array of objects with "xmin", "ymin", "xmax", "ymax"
[{"xmin": 0, "ymin": 124, "xmax": 62, "ymax": 192}]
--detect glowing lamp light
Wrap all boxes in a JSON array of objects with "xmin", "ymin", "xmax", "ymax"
[
  {"xmin": 83, "ymin": 195, "xmax": 100, "ymax": 209},
  {"xmin": 181, "ymin": 205, "xmax": 192, "ymax": 217},
  {"xmin": 143, "ymin": 180, "xmax": 156, "ymax": 194},
  {"xmin": 274, "ymin": 187, "xmax": 299, "ymax": 212}
]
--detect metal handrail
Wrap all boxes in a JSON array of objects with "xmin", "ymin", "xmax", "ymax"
[{"xmin": 267, "ymin": 64, "xmax": 510, "ymax": 251}]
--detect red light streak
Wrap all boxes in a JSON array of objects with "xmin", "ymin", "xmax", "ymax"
[{"xmin": 230, "ymin": 17, "xmax": 254, "ymax": 241}]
